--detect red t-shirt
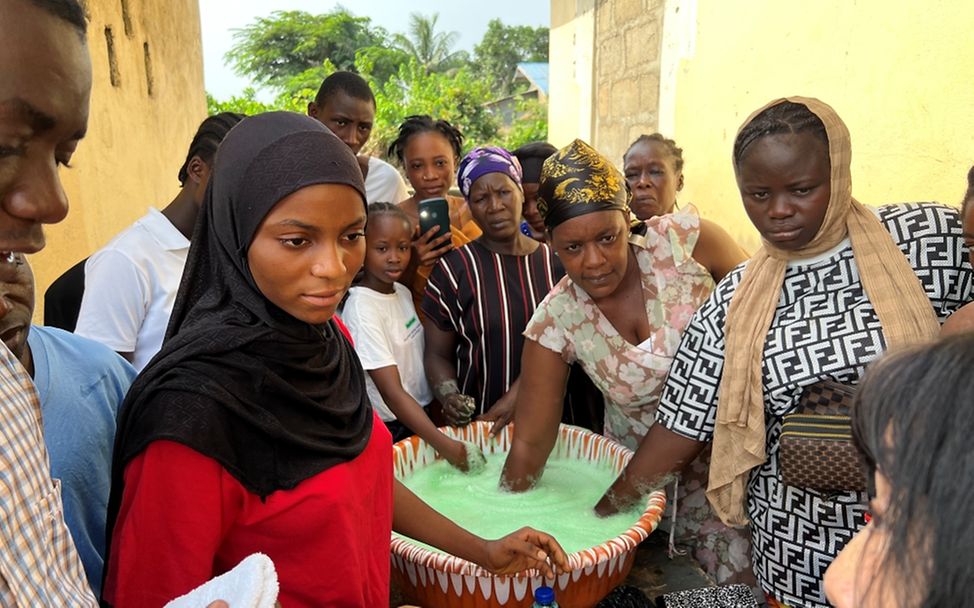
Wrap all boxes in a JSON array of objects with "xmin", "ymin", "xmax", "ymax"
[{"xmin": 103, "ymin": 415, "xmax": 393, "ymax": 607}]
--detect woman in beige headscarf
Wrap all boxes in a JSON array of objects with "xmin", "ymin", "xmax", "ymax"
[{"xmin": 595, "ymin": 97, "xmax": 973, "ymax": 608}]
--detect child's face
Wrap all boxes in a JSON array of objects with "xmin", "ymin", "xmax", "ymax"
[
  {"xmin": 364, "ymin": 214, "xmax": 412, "ymax": 287},
  {"xmin": 521, "ymin": 182, "xmax": 545, "ymax": 233},
  {"xmin": 403, "ymin": 131, "xmax": 456, "ymax": 200},
  {"xmin": 247, "ymin": 183, "xmax": 366, "ymax": 324}
]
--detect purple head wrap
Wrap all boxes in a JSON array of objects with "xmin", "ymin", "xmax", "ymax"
[{"xmin": 457, "ymin": 146, "xmax": 523, "ymax": 200}]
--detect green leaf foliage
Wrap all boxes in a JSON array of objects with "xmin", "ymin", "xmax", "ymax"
[
  {"xmin": 211, "ymin": 10, "xmax": 548, "ymax": 160},
  {"xmin": 368, "ymin": 59, "xmax": 500, "ymax": 157},
  {"xmin": 206, "ymin": 88, "xmax": 276, "ymax": 115},
  {"xmin": 473, "ymin": 19, "xmax": 549, "ymax": 93},
  {"xmin": 225, "ymin": 9, "xmax": 385, "ymax": 88},
  {"xmin": 391, "ymin": 12, "xmax": 468, "ymax": 75}
]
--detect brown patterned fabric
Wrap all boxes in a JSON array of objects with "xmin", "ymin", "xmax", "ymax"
[{"xmin": 778, "ymin": 380, "xmax": 866, "ymax": 492}]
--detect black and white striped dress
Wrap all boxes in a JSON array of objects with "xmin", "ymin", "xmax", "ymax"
[{"xmin": 422, "ymin": 240, "xmax": 564, "ymax": 414}]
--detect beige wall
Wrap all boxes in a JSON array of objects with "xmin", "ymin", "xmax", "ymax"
[
  {"xmin": 549, "ymin": 0, "xmax": 664, "ymax": 158},
  {"xmin": 550, "ymin": 0, "xmax": 974, "ymax": 252},
  {"xmin": 592, "ymin": 0, "xmax": 663, "ymax": 163},
  {"xmin": 30, "ymin": 0, "xmax": 206, "ymax": 319},
  {"xmin": 549, "ymin": 0, "xmax": 596, "ymax": 147}
]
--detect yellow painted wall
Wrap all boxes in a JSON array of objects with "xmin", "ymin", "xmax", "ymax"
[
  {"xmin": 549, "ymin": 0, "xmax": 596, "ymax": 147},
  {"xmin": 29, "ymin": 0, "xmax": 206, "ymax": 319},
  {"xmin": 665, "ymin": 0, "xmax": 974, "ymax": 251}
]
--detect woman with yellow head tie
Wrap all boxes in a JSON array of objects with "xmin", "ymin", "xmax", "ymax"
[
  {"xmin": 591, "ymin": 98, "xmax": 974, "ymax": 607},
  {"xmin": 499, "ymin": 139, "xmax": 751, "ymax": 587}
]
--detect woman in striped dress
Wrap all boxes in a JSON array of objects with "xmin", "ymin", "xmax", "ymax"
[{"xmin": 422, "ymin": 147, "xmax": 564, "ymax": 427}]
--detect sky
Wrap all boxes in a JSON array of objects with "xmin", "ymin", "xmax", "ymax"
[{"xmin": 200, "ymin": 0, "xmax": 550, "ymax": 101}]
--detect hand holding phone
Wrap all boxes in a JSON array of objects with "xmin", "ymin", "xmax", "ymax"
[
  {"xmin": 414, "ymin": 197, "xmax": 454, "ymax": 265},
  {"xmin": 418, "ymin": 197, "xmax": 452, "ymax": 241}
]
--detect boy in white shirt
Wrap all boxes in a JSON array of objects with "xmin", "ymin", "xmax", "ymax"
[{"xmin": 307, "ymin": 71, "xmax": 409, "ymax": 204}]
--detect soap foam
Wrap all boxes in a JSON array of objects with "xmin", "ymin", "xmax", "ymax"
[{"xmin": 398, "ymin": 451, "xmax": 644, "ymax": 553}]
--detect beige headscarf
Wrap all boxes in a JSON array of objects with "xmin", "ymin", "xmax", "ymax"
[{"xmin": 707, "ymin": 97, "xmax": 940, "ymax": 526}]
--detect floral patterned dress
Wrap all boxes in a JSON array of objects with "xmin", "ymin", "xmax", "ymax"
[{"xmin": 523, "ymin": 205, "xmax": 754, "ymax": 587}]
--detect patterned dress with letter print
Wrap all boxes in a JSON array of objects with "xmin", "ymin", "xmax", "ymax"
[{"xmin": 656, "ymin": 203, "xmax": 974, "ymax": 607}]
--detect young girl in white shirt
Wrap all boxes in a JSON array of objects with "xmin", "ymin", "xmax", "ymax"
[{"xmin": 342, "ymin": 203, "xmax": 477, "ymax": 470}]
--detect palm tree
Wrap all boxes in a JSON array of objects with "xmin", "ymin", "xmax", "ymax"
[{"xmin": 393, "ymin": 13, "xmax": 467, "ymax": 74}]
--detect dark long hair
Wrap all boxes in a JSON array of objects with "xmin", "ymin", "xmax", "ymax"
[{"xmin": 853, "ymin": 334, "xmax": 974, "ymax": 606}]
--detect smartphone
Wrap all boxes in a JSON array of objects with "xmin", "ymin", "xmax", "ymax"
[{"xmin": 417, "ymin": 197, "xmax": 452, "ymax": 246}]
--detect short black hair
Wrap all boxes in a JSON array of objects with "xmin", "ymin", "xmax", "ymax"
[
  {"xmin": 513, "ymin": 141, "xmax": 557, "ymax": 163},
  {"xmin": 625, "ymin": 133, "xmax": 685, "ymax": 173},
  {"xmin": 29, "ymin": 0, "xmax": 87, "ymax": 36},
  {"xmin": 313, "ymin": 71, "xmax": 376, "ymax": 108},
  {"xmin": 387, "ymin": 115, "xmax": 464, "ymax": 166},
  {"xmin": 513, "ymin": 142, "xmax": 557, "ymax": 185},
  {"xmin": 733, "ymin": 101, "xmax": 828, "ymax": 168},
  {"xmin": 177, "ymin": 112, "xmax": 246, "ymax": 185}
]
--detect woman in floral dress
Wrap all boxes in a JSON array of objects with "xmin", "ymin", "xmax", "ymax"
[{"xmin": 499, "ymin": 139, "xmax": 751, "ymax": 586}]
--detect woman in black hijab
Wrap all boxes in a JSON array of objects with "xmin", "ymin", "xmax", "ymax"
[{"xmin": 102, "ymin": 112, "xmax": 566, "ymax": 608}]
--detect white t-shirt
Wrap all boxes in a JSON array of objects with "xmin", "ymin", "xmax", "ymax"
[
  {"xmin": 341, "ymin": 283, "xmax": 432, "ymax": 422},
  {"xmin": 75, "ymin": 208, "xmax": 189, "ymax": 371},
  {"xmin": 365, "ymin": 157, "xmax": 409, "ymax": 204}
]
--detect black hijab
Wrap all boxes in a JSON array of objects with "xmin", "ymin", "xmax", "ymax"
[{"xmin": 107, "ymin": 112, "xmax": 373, "ymax": 530}]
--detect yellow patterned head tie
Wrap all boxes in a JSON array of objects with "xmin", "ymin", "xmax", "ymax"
[{"xmin": 537, "ymin": 139, "xmax": 632, "ymax": 230}]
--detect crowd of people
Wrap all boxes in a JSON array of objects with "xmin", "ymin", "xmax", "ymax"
[{"xmin": 3, "ymin": 1, "xmax": 974, "ymax": 607}]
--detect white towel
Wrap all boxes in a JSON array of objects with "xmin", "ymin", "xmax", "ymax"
[{"xmin": 164, "ymin": 553, "xmax": 279, "ymax": 608}]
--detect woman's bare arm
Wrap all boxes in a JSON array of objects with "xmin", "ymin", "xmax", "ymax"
[
  {"xmin": 393, "ymin": 480, "xmax": 569, "ymax": 577},
  {"xmin": 595, "ymin": 423, "xmax": 706, "ymax": 516},
  {"xmin": 499, "ymin": 340, "xmax": 571, "ymax": 491},
  {"xmin": 694, "ymin": 218, "xmax": 749, "ymax": 283}
]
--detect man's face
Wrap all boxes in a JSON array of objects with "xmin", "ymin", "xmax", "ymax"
[
  {"xmin": 0, "ymin": 252, "xmax": 34, "ymax": 363},
  {"xmin": 0, "ymin": 0, "xmax": 92, "ymax": 255},
  {"xmin": 308, "ymin": 91, "xmax": 375, "ymax": 155}
]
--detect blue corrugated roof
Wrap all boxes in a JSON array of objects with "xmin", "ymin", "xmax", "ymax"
[{"xmin": 516, "ymin": 62, "xmax": 548, "ymax": 95}]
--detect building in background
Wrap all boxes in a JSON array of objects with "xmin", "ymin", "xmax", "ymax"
[
  {"xmin": 486, "ymin": 62, "xmax": 549, "ymax": 130},
  {"xmin": 549, "ymin": 0, "xmax": 974, "ymax": 250},
  {"xmin": 31, "ymin": 0, "xmax": 206, "ymax": 318}
]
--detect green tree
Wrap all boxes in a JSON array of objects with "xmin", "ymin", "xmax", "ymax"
[
  {"xmin": 498, "ymin": 97, "xmax": 548, "ymax": 150},
  {"xmin": 354, "ymin": 46, "xmax": 411, "ymax": 86},
  {"xmin": 211, "ymin": 10, "xmax": 549, "ymax": 160},
  {"xmin": 473, "ymin": 19, "xmax": 548, "ymax": 93},
  {"xmin": 225, "ymin": 9, "xmax": 385, "ymax": 88},
  {"xmin": 206, "ymin": 89, "xmax": 276, "ymax": 115},
  {"xmin": 367, "ymin": 59, "xmax": 499, "ymax": 157},
  {"xmin": 392, "ymin": 13, "xmax": 468, "ymax": 74}
]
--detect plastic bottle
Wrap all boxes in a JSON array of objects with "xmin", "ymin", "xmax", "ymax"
[{"xmin": 532, "ymin": 585, "xmax": 559, "ymax": 607}]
